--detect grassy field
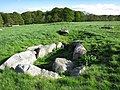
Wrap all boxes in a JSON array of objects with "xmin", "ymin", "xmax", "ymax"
[{"xmin": 0, "ymin": 21, "xmax": 120, "ymax": 90}]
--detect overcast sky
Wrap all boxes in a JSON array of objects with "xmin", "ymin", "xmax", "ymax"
[{"xmin": 0, "ymin": 0, "xmax": 120, "ymax": 15}]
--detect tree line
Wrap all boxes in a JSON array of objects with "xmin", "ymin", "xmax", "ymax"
[{"xmin": 0, "ymin": 7, "xmax": 120, "ymax": 27}]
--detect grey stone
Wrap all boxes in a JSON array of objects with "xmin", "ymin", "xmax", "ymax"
[
  {"xmin": 37, "ymin": 45, "xmax": 49, "ymax": 58},
  {"xmin": 73, "ymin": 41, "xmax": 87, "ymax": 59},
  {"xmin": 27, "ymin": 44, "xmax": 43, "ymax": 51},
  {"xmin": 38, "ymin": 43, "xmax": 56, "ymax": 58},
  {"xmin": 70, "ymin": 66, "xmax": 86, "ymax": 76},
  {"xmin": 57, "ymin": 29, "xmax": 69, "ymax": 35},
  {"xmin": 101, "ymin": 26, "xmax": 114, "ymax": 29},
  {"xmin": 47, "ymin": 43, "xmax": 56, "ymax": 53},
  {"xmin": 52, "ymin": 58, "xmax": 74, "ymax": 73},
  {"xmin": 27, "ymin": 43, "xmax": 56, "ymax": 58},
  {"xmin": 0, "ymin": 51, "xmax": 36, "ymax": 69},
  {"xmin": 15, "ymin": 64, "xmax": 60, "ymax": 79},
  {"xmin": 73, "ymin": 40, "xmax": 81, "ymax": 47},
  {"xmin": 6, "ymin": 23, "xmax": 12, "ymax": 27},
  {"xmin": 56, "ymin": 42, "xmax": 63, "ymax": 49},
  {"xmin": 27, "ymin": 44, "xmax": 43, "ymax": 58}
]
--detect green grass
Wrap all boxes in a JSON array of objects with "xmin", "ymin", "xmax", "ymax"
[{"xmin": 0, "ymin": 21, "xmax": 120, "ymax": 90}]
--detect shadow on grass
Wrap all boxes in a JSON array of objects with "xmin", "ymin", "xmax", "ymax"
[
  {"xmin": 0, "ymin": 57, "xmax": 9, "ymax": 65},
  {"xmin": 87, "ymin": 41, "xmax": 120, "ymax": 67},
  {"xmin": 35, "ymin": 44, "xmax": 74, "ymax": 71}
]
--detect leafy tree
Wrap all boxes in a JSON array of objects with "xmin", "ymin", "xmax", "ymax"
[
  {"xmin": 1, "ymin": 13, "xmax": 14, "ymax": 25},
  {"xmin": 0, "ymin": 14, "xmax": 4, "ymax": 27},
  {"xmin": 46, "ymin": 15, "xmax": 52, "ymax": 23},
  {"xmin": 108, "ymin": 15, "xmax": 115, "ymax": 21},
  {"xmin": 32, "ymin": 10, "xmax": 45, "ymax": 24},
  {"xmin": 45, "ymin": 11, "xmax": 52, "ymax": 23},
  {"xmin": 63, "ymin": 7, "xmax": 74, "ymax": 22},
  {"xmin": 21, "ymin": 12, "xmax": 33, "ymax": 24},
  {"xmin": 11, "ymin": 12, "xmax": 24, "ymax": 25},
  {"xmin": 50, "ymin": 7, "xmax": 64, "ymax": 22},
  {"xmin": 1, "ymin": 7, "xmax": 120, "ymax": 25},
  {"xmin": 117, "ymin": 15, "xmax": 120, "ymax": 21},
  {"xmin": 74, "ymin": 11, "xmax": 84, "ymax": 22},
  {"xmin": 85, "ymin": 14, "xmax": 95, "ymax": 21},
  {"xmin": 101, "ymin": 15, "xmax": 109, "ymax": 21}
]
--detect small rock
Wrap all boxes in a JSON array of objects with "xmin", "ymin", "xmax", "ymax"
[
  {"xmin": 70, "ymin": 66, "xmax": 86, "ymax": 76},
  {"xmin": 6, "ymin": 23, "xmax": 12, "ymax": 27},
  {"xmin": 57, "ymin": 29, "xmax": 69, "ymax": 35},
  {"xmin": 101, "ymin": 26, "xmax": 114, "ymax": 29},
  {"xmin": 52, "ymin": 58, "xmax": 74, "ymax": 73}
]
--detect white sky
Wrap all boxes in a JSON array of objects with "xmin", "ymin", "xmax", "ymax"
[
  {"xmin": 0, "ymin": 0, "xmax": 120, "ymax": 15},
  {"xmin": 72, "ymin": 4, "xmax": 120, "ymax": 15}
]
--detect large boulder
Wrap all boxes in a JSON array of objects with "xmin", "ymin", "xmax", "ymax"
[
  {"xmin": 27, "ymin": 43, "xmax": 56, "ymax": 58},
  {"xmin": 47, "ymin": 43, "xmax": 56, "ymax": 53},
  {"xmin": 70, "ymin": 66, "xmax": 86, "ymax": 77},
  {"xmin": 52, "ymin": 58, "xmax": 74, "ymax": 73},
  {"xmin": 37, "ymin": 45, "xmax": 49, "ymax": 58},
  {"xmin": 73, "ymin": 41, "xmax": 87, "ymax": 59},
  {"xmin": 27, "ymin": 44, "xmax": 43, "ymax": 58},
  {"xmin": 15, "ymin": 64, "xmax": 60, "ymax": 79},
  {"xmin": 38, "ymin": 43, "xmax": 56, "ymax": 58},
  {"xmin": 56, "ymin": 42, "xmax": 63, "ymax": 49},
  {"xmin": 0, "ymin": 51, "xmax": 36, "ymax": 69},
  {"xmin": 27, "ymin": 44, "xmax": 43, "ymax": 51}
]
